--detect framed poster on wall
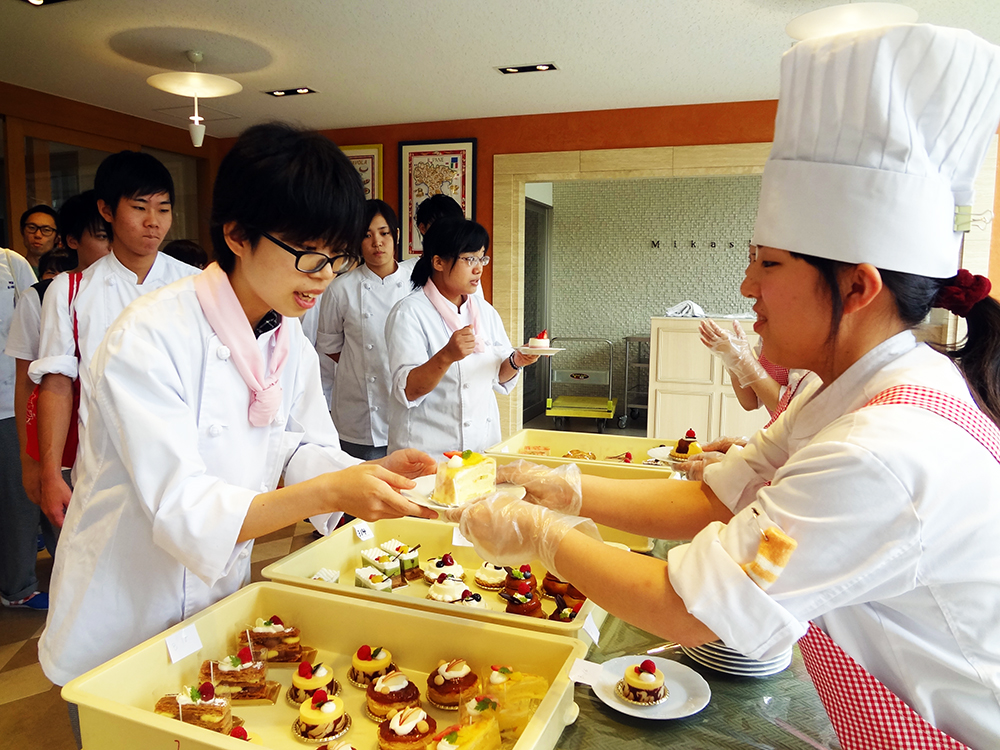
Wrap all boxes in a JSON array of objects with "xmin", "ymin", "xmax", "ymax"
[
  {"xmin": 399, "ymin": 139, "xmax": 476, "ymax": 256},
  {"xmin": 341, "ymin": 144, "xmax": 383, "ymax": 200}
]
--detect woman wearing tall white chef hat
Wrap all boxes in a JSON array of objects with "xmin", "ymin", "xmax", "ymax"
[{"xmin": 450, "ymin": 24, "xmax": 1000, "ymax": 748}]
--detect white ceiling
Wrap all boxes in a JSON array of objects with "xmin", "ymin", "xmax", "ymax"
[{"xmin": 1, "ymin": 0, "xmax": 998, "ymax": 139}]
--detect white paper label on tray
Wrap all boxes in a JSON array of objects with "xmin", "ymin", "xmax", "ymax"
[
  {"xmin": 569, "ymin": 658, "xmax": 603, "ymax": 686},
  {"xmin": 353, "ymin": 521, "xmax": 374, "ymax": 541},
  {"xmin": 452, "ymin": 527, "xmax": 474, "ymax": 548},
  {"xmin": 582, "ymin": 613, "xmax": 601, "ymax": 645},
  {"xmin": 165, "ymin": 624, "xmax": 202, "ymax": 664}
]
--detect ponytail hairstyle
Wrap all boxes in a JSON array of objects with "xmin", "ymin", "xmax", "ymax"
[
  {"xmin": 795, "ymin": 251, "xmax": 1000, "ymax": 426},
  {"xmin": 410, "ymin": 218, "xmax": 490, "ymax": 289}
]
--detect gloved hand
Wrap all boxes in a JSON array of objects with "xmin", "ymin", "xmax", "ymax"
[
  {"xmin": 445, "ymin": 495, "xmax": 601, "ymax": 580},
  {"xmin": 699, "ymin": 319, "xmax": 768, "ymax": 388},
  {"xmin": 496, "ymin": 460, "xmax": 583, "ymax": 516},
  {"xmin": 677, "ymin": 437, "xmax": 746, "ymax": 481}
]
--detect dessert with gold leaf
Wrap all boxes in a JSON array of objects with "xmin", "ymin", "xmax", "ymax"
[
  {"xmin": 377, "ymin": 705, "xmax": 437, "ymax": 750},
  {"xmin": 287, "ymin": 660, "xmax": 340, "ymax": 705},
  {"xmin": 427, "ymin": 658, "xmax": 481, "ymax": 709},
  {"xmin": 668, "ymin": 428, "xmax": 703, "ymax": 462},
  {"xmin": 434, "ymin": 450, "xmax": 496, "ymax": 506},
  {"xmin": 237, "ymin": 614, "xmax": 302, "ymax": 662},
  {"xmin": 293, "ymin": 689, "xmax": 350, "ymax": 741},
  {"xmin": 366, "ymin": 670, "xmax": 422, "ymax": 721},
  {"xmin": 347, "ymin": 644, "xmax": 397, "ymax": 687},
  {"xmin": 617, "ymin": 659, "xmax": 668, "ymax": 705},
  {"xmin": 153, "ymin": 681, "xmax": 232, "ymax": 734}
]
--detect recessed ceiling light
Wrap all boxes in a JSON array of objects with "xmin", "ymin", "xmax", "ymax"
[
  {"xmin": 266, "ymin": 87, "xmax": 316, "ymax": 97},
  {"xmin": 22, "ymin": 0, "xmax": 75, "ymax": 5},
  {"xmin": 497, "ymin": 63, "xmax": 558, "ymax": 75}
]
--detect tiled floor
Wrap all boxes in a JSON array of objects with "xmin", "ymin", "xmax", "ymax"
[{"xmin": 0, "ymin": 520, "xmax": 318, "ymax": 750}]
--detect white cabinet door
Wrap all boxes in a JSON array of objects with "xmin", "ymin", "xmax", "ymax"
[{"xmin": 652, "ymin": 389, "xmax": 714, "ymax": 442}]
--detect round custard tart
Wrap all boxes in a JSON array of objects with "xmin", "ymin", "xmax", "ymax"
[
  {"xmin": 426, "ymin": 659, "xmax": 480, "ymax": 709},
  {"xmin": 541, "ymin": 571, "xmax": 569, "ymax": 599},
  {"xmin": 422, "ymin": 554, "xmax": 465, "ymax": 584},
  {"xmin": 365, "ymin": 671, "xmax": 421, "ymax": 723},
  {"xmin": 377, "ymin": 706, "xmax": 436, "ymax": 750},
  {"xmin": 473, "ymin": 562, "xmax": 507, "ymax": 590},
  {"xmin": 287, "ymin": 661, "xmax": 341, "ymax": 706},
  {"xmin": 348, "ymin": 645, "xmax": 396, "ymax": 688},
  {"xmin": 292, "ymin": 692, "xmax": 351, "ymax": 743},
  {"xmin": 615, "ymin": 660, "xmax": 669, "ymax": 706}
]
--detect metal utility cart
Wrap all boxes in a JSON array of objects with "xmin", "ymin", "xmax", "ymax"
[
  {"xmin": 619, "ymin": 335, "xmax": 650, "ymax": 428},
  {"xmin": 545, "ymin": 337, "xmax": 617, "ymax": 433}
]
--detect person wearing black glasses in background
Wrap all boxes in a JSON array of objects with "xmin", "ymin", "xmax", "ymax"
[{"xmin": 19, "ymin": 205, "xmax": 60, "ymax": 274}]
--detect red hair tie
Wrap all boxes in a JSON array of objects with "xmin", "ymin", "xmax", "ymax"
[{"xmin": 934, "ymin": 269, "xmax": 992, "ymax": 317}]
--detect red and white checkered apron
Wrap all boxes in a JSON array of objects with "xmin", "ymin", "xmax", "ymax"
[
  {"xmin": 759, "ymin": 352, "xmax": 790, "ymax": 388},
  {"xmin": 763, "ymin": 371, "xmax": 808, "ymax": 427},
  {"xmin": 798, "ymin": 384, "xmax": 1000, "ymax": 750}
]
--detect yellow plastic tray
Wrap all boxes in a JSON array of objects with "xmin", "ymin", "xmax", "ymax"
[
  {"xmin": 262, "ymin": 517, "xmax": 607, "ymax": 640},
  {"xmin": 63, "ymin": 582, "xmax": 587, "ymax": 750}
]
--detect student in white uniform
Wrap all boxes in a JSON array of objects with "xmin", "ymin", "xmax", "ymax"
[
  {"xmin": 449, "ymin": 25, "xmax": 1000, "ymax": 748},
  {"xmin": 318, "ymin": 199, "xmax": 415, "ymax": 460},
  {"xmin": 30, "ymin": 153, "xmax": 199, "ymax": 529},
  {"xmin": 385, "ymin": 219, "xmax": 539, "ymax": 458},
  {"xmin": 39, "ymin": 124, "xmax": 435, "ymax": 733}
]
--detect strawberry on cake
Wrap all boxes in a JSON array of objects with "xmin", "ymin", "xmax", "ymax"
[
  {"xmin": 199, "ymin": 646, "xmax": 270, "ymax": 702},
  {"xmin": 237, "ymin": 614, "xmax": 301, "ymax": 662},
  {"xmin": 499, "ymin": 582, "xmax": 545, "ymax": 618},
  {"xmin": 293, "ymin": 690, "xmax": 350, "ymax": 741},
  {"xmin": 527, "ymin": 329, "xmax": 549, "ymax": 349},
  {"xmin": 422, "ymin": 553, "xmax": 464, "ymax": 583},
  {"xmin": 154, "ymin": 682, "xmax": 232, "ymax": 734},
  {"xmin": 347, "ymin": 644, "xmax": 397, "ymax": 687},
  {"xmin": 502, "ymin": 565, "xmax": 536, "ymax": 596},
  {"xmin": 617, "ymin": 659, "xmax": 668, "ymax": 705},
  {"xmin": 287, "ymin": 660, "xmax": 340, "ymax": 705}
]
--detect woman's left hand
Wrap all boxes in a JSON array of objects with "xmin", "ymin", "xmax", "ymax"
[{"xmin": 374, "ymin": 449, "xmax": 437, "ymax": 479}]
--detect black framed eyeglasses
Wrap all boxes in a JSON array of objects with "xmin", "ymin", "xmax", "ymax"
[
  {"xmin": 24, "ymin": 223, "xmax": 57, "ymax": 237},
  {"xmin": 259, "ymin": 230, "xmax": 355, "ymax": 275}
]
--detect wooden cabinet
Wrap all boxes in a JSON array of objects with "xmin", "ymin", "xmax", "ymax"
[{"xmin": 646, "ymin": 317, "xmax": 769, "ymax": 441}]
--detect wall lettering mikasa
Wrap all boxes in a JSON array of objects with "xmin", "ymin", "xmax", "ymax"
[{"xmin": 650, "ymin": 239, "xmax": 740, "ymax": 249}]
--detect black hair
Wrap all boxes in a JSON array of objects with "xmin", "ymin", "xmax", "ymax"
[
  {"xmin": 795, "ymin": 252, "xmax": 1000, "ymax": 426},
  {"xmin": 161, "ymin": 239, "xmax": 209, "ymax": 269},
  {"xmin": 363, "ymin": 199, "xmax": 400, "ymax": 260},
  {"xmin": 410, "ymin": 218, "xmax": 489, "ymax": 289},
  {"xmin": 57, "ymin": 190, "xmax": 112, "ymax": 247},
  {"xmin": 209, "ymin": 122, "xmax": 366, "ymax": 273},
  {"xmin": 415, "ymin": 194, "xmax": 464, "ymax": 230},
  {"xmin": 94, "ymin": 151, "xmax": 175, "ymax": 214},
  {"xmin": 37, "ymin": 247, "xmax": 77, "ymax": 278},
  {"xmin": 20, "ymin": 205, "xmax": 58, "ymax": 232}
]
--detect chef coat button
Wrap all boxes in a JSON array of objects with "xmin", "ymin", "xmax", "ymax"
[
  {"xmin": 208, "ymin": 424, "xmax": 223, "ymax": 437},
  {"xmin": 364, "ymin": 312, "xmax": 371, "ymax": 319},
  {"xmin": 464, "ymin": 421, "xmax": 471, "ymax": 427},
  {"xmin": 217, "ymin": 346, "xmax": 231, "ymax": 360},
  {"xmin": 367, "ymin": 344, "xmax": 374, "ymax": 350},
  {"xmin": 239, "ymin": 550, "xmax": 249, "ymax": 560},
  {"xmin": 463, "ymin": 384, "xmax": 469, "ymax": 390},
  {"xmin": 372, "ymin": 406, "xmax": 379, "ymax": 412},
  {"xmin": 364, "ymin": 283, "xmax": 371, "ymax": 290},
  {"xmin": 486, "ymin": 418, "xmax": 491, "ymax": 423},
  {"xmin": 260, "ymin": 483, "xmax": 268, "ymax": 492},
  {"xmin": 369, "ymin": 376, "xmax": 377, "ymax": 383}
]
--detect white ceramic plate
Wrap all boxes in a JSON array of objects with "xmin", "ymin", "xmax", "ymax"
[
  {"xmin": 515, "ymin": 346, "xmax": 565, "ymax": 356},
  {"xmin": 592, "ymin": 655, "xmax": 711, "ymax": 720},
  {"xmin": 681, "ymin": 646, "xmax": 792, "ymax": 677},
  {"xmin": 645, "ymin": 446, "xmax": 679, "ymax": 462},
  {"xmin": 400, "ymin": 474, "xmax": 526, "ymax": 510},
  {"xmin": 696, "ymin": 641, "xmax": 791, "ymax": 666}
]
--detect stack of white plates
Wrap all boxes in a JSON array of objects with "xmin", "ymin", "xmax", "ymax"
[{"xmin": 681, "ymin": 641, "xmax": 792, "ymax": 677}]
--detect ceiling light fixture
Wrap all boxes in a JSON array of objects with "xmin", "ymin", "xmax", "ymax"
[
  {"xmin": 22, "ymin": 0, "xmax": 75, "ymax": 5},
  {"xmin": 786, "ymin": 2, "xmax": 918, "ymax": 41},
  {"xmin": 266, "ymin": 87, "xmax": 317, "ymax": 97},
  {"xmin": 497, "ymin": 63, "xmax": 558, "ymax": 75},
  {"xmin": 146, "ymin": 50, "xmax": 242, "ymax": 147}
]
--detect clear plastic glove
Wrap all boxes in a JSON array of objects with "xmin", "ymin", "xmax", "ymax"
[
  {"xmin": 699, "ymin": 319, "xmax": 768, "ymax": 388},
  {"xmin": 496, "ymin": 460, "xmax": 583, "ymax": 515},
  {"xmin": 445, "ymin": 495, "xmax": 601, "ymax": 580},
  {"xmin": 677, "ymin": 437, "xmax": 746, "ymax": 481}
]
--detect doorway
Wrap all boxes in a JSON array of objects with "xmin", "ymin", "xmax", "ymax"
[{"xmin": 522, "ymin": 196, "xmax": 551, "ymax": 422}]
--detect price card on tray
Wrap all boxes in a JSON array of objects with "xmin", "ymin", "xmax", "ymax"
[
  {"xmin": 582, "ymin": 613, "xmax": 601, "ymax": 645},
  {"xmin": 165, "ymin": 624, "xmax": 202, "ymax": 664},
  {"xmin": 354, "ymin": 521, "xmax": 374, "ymax": 541},
  {"xmin": 452, "ymin": 527, "xmax": 474, "ymax": 548},
  {"xmin": 568, "ymin": 658, "xmax": 602, "ymax": 686}
]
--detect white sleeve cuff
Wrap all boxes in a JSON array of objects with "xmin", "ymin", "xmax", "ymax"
[
  {"xmin": 392, "ymin": 365, "xmax": 429, "ymax": 409},
  {"xmin": 308, "ymin": 513, "xmax": 345, "ymax": 536},
  {"xmin": 28, "ymin": 354, "xmax": 78, "ymax": 384},
  {"xmin": 704, "ymin": 445, "xmax": 765, "ymax": 514}
]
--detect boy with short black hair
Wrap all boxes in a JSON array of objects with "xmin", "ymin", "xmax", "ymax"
[
  {"xmin": 39, "ymin": 123, "xmax": 434, "ymax": 705},
  {"xmin": 30, "ymin": 152, "xmax": 198, "ymax": 529}
]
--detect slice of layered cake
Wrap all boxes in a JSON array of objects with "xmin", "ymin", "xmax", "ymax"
[{"xmin": 433, "ymin": 451, "xmax": 496, "ymax": 506}]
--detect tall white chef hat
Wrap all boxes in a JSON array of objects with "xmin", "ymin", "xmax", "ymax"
[{"xmin": 752, "ymin": 24, "xmax": 1000, "ymax": 278}]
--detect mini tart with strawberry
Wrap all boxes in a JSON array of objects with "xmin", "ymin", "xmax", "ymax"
[
  {"xmin": 548, "ymin": 594, "xmax": 584, "ymax": 622},
  {"xmin": 237, "ymin": 614, "xmax": 302, "ymax": 662},
  {"xmin": 422, "ymin": 553, "xmax": 464, "ymax": 584},
  {"xmin": 502, "ymin": 565, "xmax": 537, "ymax": 596},
  {"xmin": 293, "ymin": 690, "xmax": 351, "ymax": 741},
  {"xmin": 540, "ymin": 571, "xmax": 568, "ymax": 599},
  {"xmin": 426, "ymin": 659, "xmax": 481, "ymax": 709},
  {"xmin": 228, "ymin": 727, "xmax": 263, "ymax": 744},
  {"xmin": 366, "ymin": 670, "xmax": 422, "ymax": 722},
  {"xmin": 377, "ymin": 706, "xmax": 437, "ymax": 750},
  {"xmin": 347, "ymin": 645, "xmax": 397, "ymax": 688},
  {"xmin": 499, "ymin": 583, "xmax": 546, "ymax": 619},
  {"xmin": 287, "ymin": 661, "xmax": 341, "ymax": 706},
  {"xmin": 473, "ymin": 562, "xmax": 506, "ymax": 590},
  {"xmin": 616, "ymin": 659, "xmax": 668, "ymax": 705}
]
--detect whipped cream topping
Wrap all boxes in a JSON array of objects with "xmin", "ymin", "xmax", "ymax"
[
  {"xmin": 428, "ymin": 576, "xmax": 467, "ymax": 600},
  {"xmin": 380, "ymin": 539, "xmax": 417, "ymax": 558},
  {"xmin": 313, "ymin": 665, "xmax": 330, "ymax": 679},
  {"xmin": 320, "ymin": 701, "xmax": 338, "ymax": 714},
  {"xmin": 489, "ymin": 669, "xmax": 511, "ymax": 685},
  {"xmin": 428, "ymin": 557, "xmax": 463, "ymax": 576},
  {"xmin": 252, "ymin": 617, "xmax": 286, "ymax": 633},
  {"xmin": 447, "ymin": 455, "xmax": 463, "ymax": 469},
  {"xmin": 637, "ymin": 671, "xmax": 657, "ymax": 684},
  {"xmin": 218, "ymin": 656, "xmax": 257, "ymax": 672},
  {"xmin": 389, "ymin": 706, "xmax": 427, "ymax": 735},
  {"xmin": 475, "ymin": 563, "xmax": 506, "ymax": 584},
  {"xmin": 437, "ymin": 660, "xmax": 471, "ymax": 680},
  {"xmin": 175, "ymin": 687, "xmax": 227, "ymax": 707},
  {"xmin": 374, "ymin": 671, "xmax": 410, "ymax": 693}
]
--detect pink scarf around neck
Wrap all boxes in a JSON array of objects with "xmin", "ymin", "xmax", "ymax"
[
  {"xmin": 423, "ymin": 279, "xmax": 486, "ymax": 353},
  {"xmin": 194, "ymin": 262, "xmax": 290, "ymax": 427}
]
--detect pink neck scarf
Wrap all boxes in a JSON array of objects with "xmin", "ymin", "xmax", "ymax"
[
  {"xmin": 423, "ymin": 279, "xmax": 486, "ymax": 353},
  {"xmin": 194, "ymin": 262, "xmax": 290, "ymax": 427}
]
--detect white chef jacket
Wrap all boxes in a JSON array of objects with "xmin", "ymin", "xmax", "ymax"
[
  {"xmin": 38, "ymin": 275, "xmax": 357, "ymax": 686},
  {"xmin": 317, "ymin": 259, "xmax": 417, "ymax": 446},
  {"xmin": 385, "ymin": 291, "xmax": 517, "ymax": 457},
  {"xmin": 300, "ymin": 303, "xmax": 336, "ymax": 408},
  {"xmin": 5, "ymin": 284, "xmax": 43, "ymax": 364},
  {"xmin": 29, "ymin": 251, "xmax": 199, "ymax": 433},
  {"xmin": 0, "ymin": 249, "xmax": 37, "ymax": 417},
  {"xmin": 669, "ymin": 331, "xmax": 1000, "ymax": 748}
]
